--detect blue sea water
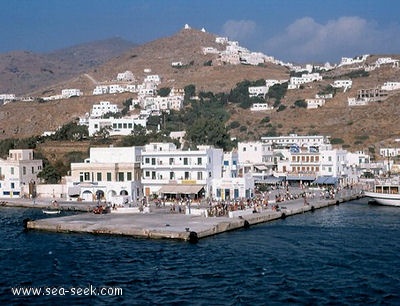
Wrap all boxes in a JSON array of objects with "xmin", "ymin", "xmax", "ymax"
[{"xmin": 1, "ymin": 198, "xmax": 399, "ymax": 305}]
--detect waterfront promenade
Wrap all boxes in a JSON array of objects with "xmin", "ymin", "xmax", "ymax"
[{"xmin": 22, "ymin": 187, "xmax": 364, "ymax": 242}]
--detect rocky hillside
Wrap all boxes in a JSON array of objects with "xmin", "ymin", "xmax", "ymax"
[
  {"xmin": 1, "ymin": 27, "xmax": 400, "ymax": 156},
  {"xmin": 0, "ymin": 37, "xmax": 136, "ymax": 95}
]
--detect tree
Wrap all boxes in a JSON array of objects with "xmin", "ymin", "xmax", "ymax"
[
  {"xmin": 157, "ymin": 87, "xmax": 171, "ymax": 97},
  {"xmin": 185, "ymin": 117, "xmax": 233, "ymax": 151},
  {"xmin": 184, "ymin": 84, "xmax": 196, "ymax": 102},
  {"xmin": 294, "ymin": 99, "xmax": 307, "ymax": 108},
  {"xmin": 37, "ymin": 161, "xmax": 62, "ymax": 184},
  {"xmin": 51, "ymin": 122, "xmax": 88, "ymax": 141}
]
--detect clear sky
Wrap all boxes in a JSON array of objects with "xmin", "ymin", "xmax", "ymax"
[{"xmin": 1, "ymin": 0, "xmax": 400, "ymax": 64}]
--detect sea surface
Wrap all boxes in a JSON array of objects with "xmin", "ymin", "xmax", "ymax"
[{"xmin": 1, "ymin": 198, "xmax": 399, "ymax": 305}]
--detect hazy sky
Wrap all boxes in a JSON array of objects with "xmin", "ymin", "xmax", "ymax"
[{"xmin": 1, "ymin": 0, "xmax": 400, "ymax": 64}]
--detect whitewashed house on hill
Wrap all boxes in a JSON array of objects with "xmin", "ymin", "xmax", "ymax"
[
  {"xmin": 250, "ymin": 103, "xmax": 273, "ymax": 111},
  {"xmin": 306, "ymin": 98, "xmax": 325, "ymax": 109},
  {"xmin": 88, "ymin": 116, "xmax": 147, "ymax": 137},
  {"xmin": 91, "ymin": 101, "xmax": 120, "ymax": 118},
  {"xmin": 116, "ymin": 70, "xmax": 134, "ymax": 82},
  {"xmin": 61, "ymin": 89, "xmax": 82, "ymax": 98},
  {"xmin": 381, "ymin": 82, "xmax": 400, "ymax": 91},
  {"xmin": 288, "ymin": 73, "xmax": 322, "ymax": 89},
  {"xmin": 332, "ymin": 79, "xmax": 352, "ymax": 89}
]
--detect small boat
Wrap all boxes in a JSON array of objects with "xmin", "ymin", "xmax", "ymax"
[
  {"xmin": 364, "ymin": 180, "xmax": 400, "ymax": 207},
  {"xmin": 42, "ymin": 210, "xmax": 61, "ymax": 215}
]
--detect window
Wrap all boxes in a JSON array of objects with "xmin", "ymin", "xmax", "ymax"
[
  {"xmin": 11, "ymin": 182, "xmax": 15, "ymax": 189},
  {"xmin": 107, "ymin": 172, "xmax": 112, "ymax": 181},
  {"xmin": 145, "ymin": 171, "xmax": 150, "ymax": 177},
  {"xmin": 145, "ymin": 157, "xmax": 150, "ymax": 164},
  {"xmin": 123, "ymin": 123, "xmax": 127, "ymax": 129},
  {"xmin": 184, "ymin": 172, "xmax": 189, "ymax": 179},
  {"xmin": 169, "ymin": 158, "xmax": 174, "ymax": 165},
  {"xmin": 94, "ymin": 124, "xmax": 98, "ymax": 129},
  {"xmin": 97, "ymin": 172, "xmax": 102, "ymax": 181},
  {"xmin": 32, "ymin": 167, "xmax": 34, "ymax": 174},
  {"xmin": 23, "ymin": 167, "xmax": 26, "ymax": 175},
  {"xmin": 118, "ymin": 172, "xmax": 124, "ymax": 181},
  {"xmin": 197, "ymin": 172, "xmax": 203, "ymax": 180},
  {"xmin": 10, "ymin": 167, "xmax": 14, "ymax": 175},
  {"xmin": 151, "ymin": 171, "xmax": 156, "ymax": 179},
  {"xmin": 151, "ymin": 158, "xmax": 156, "ymax": 165},
  {"xmin": 84, "ymin": 172, "xmax": 90, "ymax": 181},
  {"xmin": 183, "ymin": 157, "xmax": 188, "ymax": 165},
  {"xmin": 197, "ymin": 157, "xmax": 202, "ymax": 165},
  {"xmin": 170, "ymin": 172, "xmax": 174, "ymax": 180},
  {"xmin": 127, "ymin": 172, "xmax": 132, "ymax": 181}
]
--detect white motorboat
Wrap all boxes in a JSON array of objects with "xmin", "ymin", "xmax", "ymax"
[
  {"xmin": 42, "ymin": 210, "xmax": 61, "ymax": 215},
  {"xmin": 364, "ymin": 181, "xmax": 400, "ymax": 206}
]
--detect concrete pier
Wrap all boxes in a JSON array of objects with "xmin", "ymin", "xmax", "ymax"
[{"xmin": 25, "ymin": 190, "xmax": 364, "ymax": 242}]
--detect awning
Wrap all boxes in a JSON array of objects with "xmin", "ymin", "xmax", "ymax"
[
  {"xmin": 313, "ymin": 176, "xmax": 338, "ymax": 185},
  {"xmin": 254, "ymin": 165, "xmax": 268, "ymax": 171},
  {"xmin": 255, "ymin": 176, "xmax": 283, "ymax": 184},
  {"xmin": 68, "ymin": 186, "xmax": 81, "ymax": 197},
  {"xmin": 158, "ymin": 184, "xmax": 204, "ymax": 195},
  {"xmin": 286, "ymin": 175, "xmax": 315, "ymax": 181}
]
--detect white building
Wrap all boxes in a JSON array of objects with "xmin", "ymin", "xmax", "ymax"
[
  {"xmin": 215, "ymin": 37, "xmax": 228, "ymax": 44},
  {"xmin": 61, "ymin": 89, "xmax": 82, "ymax": 98},
  {"xmin": 91, "ymin": 101, "xmax": 120, "ymax": 118},
  {"xmin": 144, "ymin": 75, "xmax": 161, "ymax": 84},
  {"xmin": 338, "ymin": 54, "xmax": 369, "ymax": 66},
  {"xmin": 171, "ymin": 61, "xmax": 183, "ymax": 67},
  {"xmin": 332, "ymin": 79, "xmax": 352, "ymax": 89},
  {"xmin": 306, "ymin": 98, "xmax": 326, "ymax": 109},
  {"xmin": 0, "ymin": 94, "xmax": 16, "ymax": 101},
  {"xmin": 261, "ymin": 134, "xmax": 329, "ymax": 148},
  {"xmin": 0, "ymin": 149, "xmax": 43, "ymax": 198},
  {"xmin": 348, "ymin": 97, "xmax": 369, "ymax": 106},
  {"xmin": 315, "ymin": 93, "xmax": 333, "ymax": 99},
  {"xmin": 250, "ymin": 103, "xmax": 273, "ymax": 111},
  {"xmin": 202, "ymin": 47, "xmax": 219, "ymax": 55},
  {"xmin": 381, "ymin": 82, "xmax": 400, "ymax": 91},
  {"xmin": 88, "ymin": 116, "xmax": 147, "ymax": 137},
  {"xmin": 93, "ymin": 85, "xmax": 109, "ymax": 95},
  {"xmin": 66, "ymin": 146, "xmax": 143, "ymax": 203},
  {"xmin": 140, "ymin": 143, "xmax": 223, "ymax": 199},
  {"xmin": 248, "ymin": 86, "xmax": 269, "ymax": 98},
  {"xmin": 116, "ymin": 71, "xmax": 134, "ymax": 82},
  {"xmin": 288, "ymin": 73, "xmax": 322, "ymax": 89},
  {"xmin": 238, "ymin": 141, "xmax": 274, "ymax": 166}
]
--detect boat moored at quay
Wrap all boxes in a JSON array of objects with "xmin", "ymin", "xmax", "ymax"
[{"xmin": 364, "ymin": 179, "xmax": 400, "ymax": 207}]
